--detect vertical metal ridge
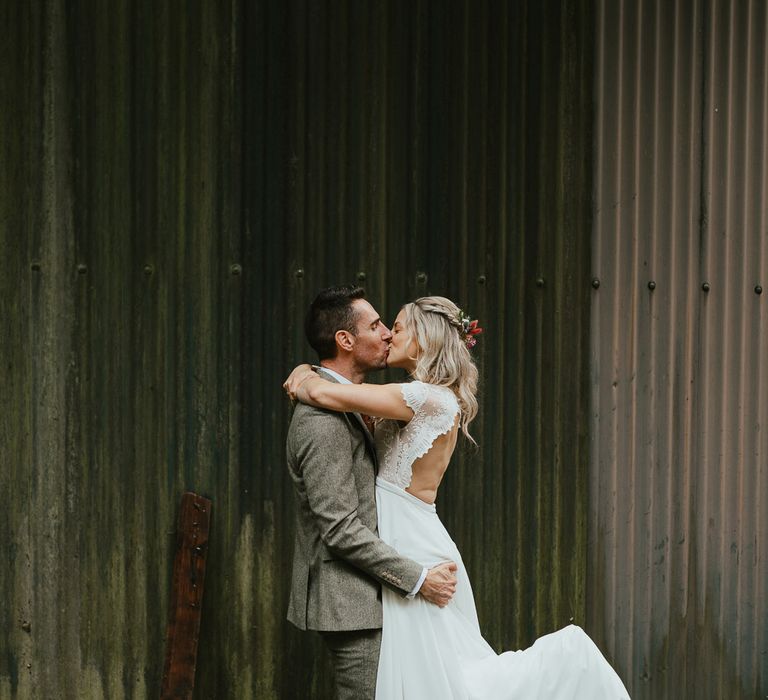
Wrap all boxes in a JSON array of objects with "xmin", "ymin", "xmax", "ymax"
[{"xmin": 757, "ymin": 6, "xmax": 768, "ymax": 694}]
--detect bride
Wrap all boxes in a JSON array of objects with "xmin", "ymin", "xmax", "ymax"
[{"xmin": 284, "ymin": 296, "xmax": 630, "ymax": 700}]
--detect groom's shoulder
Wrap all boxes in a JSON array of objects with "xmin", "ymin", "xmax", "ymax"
[
  {"xmin": 288, "ymin": 402, "xmax": 351, "ymax": 437},
  {"xmin": 287, "ymin": 405, "xmax": 352, "ymax": 462}
]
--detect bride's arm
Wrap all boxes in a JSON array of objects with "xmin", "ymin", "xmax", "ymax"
[
  {"xmin": 302, "ymin": 380, "xmax": 414, "ymax": 421},
  {"xmin": 283, "ymin": 364, "xmax": 414, "ymax": 421}
]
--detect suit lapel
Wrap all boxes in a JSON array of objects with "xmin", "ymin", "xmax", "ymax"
[{"xmin": 352, "ymin": 412, "xmax": 377, "ymax": 456}]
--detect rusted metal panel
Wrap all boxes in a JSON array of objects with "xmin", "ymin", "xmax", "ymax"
[
  {"xmin": 591, "ymin": 1, "xmax": 768, "ymax": 697},
  {"xmin": 161, "ymin": 493, "xmax": 212, "ymax": 699}
]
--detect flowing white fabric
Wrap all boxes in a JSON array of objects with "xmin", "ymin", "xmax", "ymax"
[{"xmin": 373, "ymin": 383, "xmax": 631, "ymax": 700}]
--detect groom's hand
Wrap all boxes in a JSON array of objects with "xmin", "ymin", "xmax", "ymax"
[{"xmin": 419, "ymin": 562, "xmax": 458, "ymax": 607}]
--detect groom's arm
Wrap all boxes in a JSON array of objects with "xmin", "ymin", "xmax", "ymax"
[{"xmin": 291, "ymin": 408, "xmax": 452, "ymax": 601}]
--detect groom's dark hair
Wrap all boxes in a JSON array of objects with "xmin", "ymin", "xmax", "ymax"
[{"xmin": 305, "ymin": 284, "xmax": 367, "ymax": 360}]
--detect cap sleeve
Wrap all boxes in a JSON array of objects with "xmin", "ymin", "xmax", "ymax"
[
  {"xmin": 400, "ymin": 380, "xmax": 430, "ymax": 414},
  {"xmin": 400, "ymin": 381, "xmax": 460, "ymax": 443}
]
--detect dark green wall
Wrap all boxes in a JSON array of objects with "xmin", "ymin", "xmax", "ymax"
[{"xmin": 0, "ymin": 0, "xmax": 592, "ymax": 697}]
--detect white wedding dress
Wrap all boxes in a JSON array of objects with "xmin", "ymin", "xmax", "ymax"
[{"xmin": 372, "ymin": 381, "xmax": 631, "ymax": 700}]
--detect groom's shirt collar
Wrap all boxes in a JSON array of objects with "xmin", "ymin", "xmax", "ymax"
[{"xmin": 316, "ymin": 366, "xmax": 353, "ymax": 385}]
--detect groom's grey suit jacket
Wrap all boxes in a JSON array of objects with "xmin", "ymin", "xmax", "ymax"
[{"xmin": 286, "ymin": 370, "xmax": 423, "ymax": 631}]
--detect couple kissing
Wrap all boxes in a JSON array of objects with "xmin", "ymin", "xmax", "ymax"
[{"xmin": 283, "ymin": 284, "xmax": 630, "ymax": 700}]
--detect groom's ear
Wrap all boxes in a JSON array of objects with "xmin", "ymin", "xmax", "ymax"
[{"xmin": 335, "ymin": 329, "xmax": 355, "ymax": 353}]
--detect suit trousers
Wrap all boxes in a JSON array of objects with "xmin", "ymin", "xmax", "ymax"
[{"xmin": 319, "ymin": 628, "xmax": 382, "ymax": 700}]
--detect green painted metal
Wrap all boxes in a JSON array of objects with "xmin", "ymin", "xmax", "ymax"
[{"xmin": 0, "ymin": 0, "xmax": 592, "ymax": 697}]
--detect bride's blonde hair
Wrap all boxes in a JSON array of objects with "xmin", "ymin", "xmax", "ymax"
[{"xmin": 402, "ymin": 296, "xmax": 479, "ymax": 441}]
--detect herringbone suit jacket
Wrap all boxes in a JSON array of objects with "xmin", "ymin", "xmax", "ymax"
[{"xmin": 286, "ymin": 370, "xmax": 423, "ymax": 631}]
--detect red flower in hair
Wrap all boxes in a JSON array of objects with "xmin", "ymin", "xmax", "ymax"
[{"xmin": 458, "ymin": 312, "xmax": 484, "ymax": 348}]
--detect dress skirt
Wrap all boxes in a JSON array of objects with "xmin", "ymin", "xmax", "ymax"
[{"xmin": 374, "ymin": 476, "xmax": 631, "ymax": 700}]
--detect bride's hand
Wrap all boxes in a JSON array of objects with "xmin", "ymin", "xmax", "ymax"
[{"xmin": 283, "ymin": 363, "xmax": 317, "ymax": 400}]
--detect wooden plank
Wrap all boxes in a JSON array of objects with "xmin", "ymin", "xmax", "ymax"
[{"xmin": 160, "ymin": 492, "xmax": 212, "ymax": 699}]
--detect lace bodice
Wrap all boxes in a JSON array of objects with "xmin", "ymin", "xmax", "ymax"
[{"xmin": 374, "ymin": 381, "xmax": 460, "ymax": 489}]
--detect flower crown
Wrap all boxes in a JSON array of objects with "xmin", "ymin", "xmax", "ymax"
[{"xmin": 457, "ymin": 309, "xmax": 483, "ymax": 348}]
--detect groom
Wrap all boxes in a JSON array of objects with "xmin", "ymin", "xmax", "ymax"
[{"xmin": 285, "ymin": 284, "xmax": 458, "ymax": 699}]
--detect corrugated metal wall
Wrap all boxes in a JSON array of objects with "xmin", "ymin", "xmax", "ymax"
[
  {"xmin": 1, "ymin": 1, "xmax": 245, "ymax": 697},
  {"xmin": 1, "ymin": 1, "xmax": 593, "ymax": 697},
  {"xmin": 591, "ymin": 1, "xmax": 768, "ymax": 698}
]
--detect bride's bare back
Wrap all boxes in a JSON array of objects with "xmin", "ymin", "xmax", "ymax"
[
  {"xmin": 406, "ymin": 417, "xmax": 459, "ymax": 504},
  {"xmin": 374, "ymin": 381, "xmax": 461, "ymax": 505}
]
